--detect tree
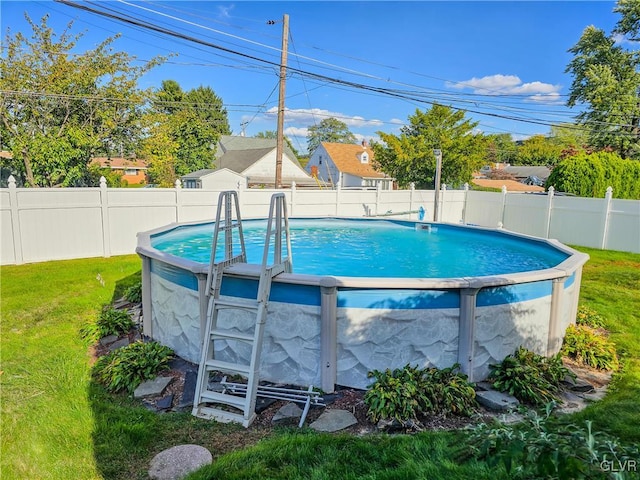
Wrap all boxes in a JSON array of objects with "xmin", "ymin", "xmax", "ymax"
[
  {"xmin": 372, "ymin": 105, "xmax": 487, "ymax": 189},
  {"xmin": 515, "ymin": 135, "xmax": 564, "ymax": 166},
  {"xmin": 484, "ymin": 133, "xmax": 518, "ymax": 165},
  {"xmin": 255, "ymin": 130, "xmax": 300, "ymax": 157},
  {"xmin": 0, "ymin": 15, "xmax": 160, "ymax": 186},
  {"xmin": 306, "ymin": 117, "xmax": 357, "ymax": 155},
  {"xmin": 565, "ymin": 0, "xmax": 640, "ymax": 159},
  {"xmin": 546, "ymin": 151, "xmax": 640, "ymax": 199},
  {"xmin": 144, "ymin": 81, "xmax": 230, "ymax": 184}
]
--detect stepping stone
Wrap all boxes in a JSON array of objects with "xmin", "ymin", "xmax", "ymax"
[
  {"xmin": 107, "ymin": 338, "xmax": 130, "ymax": 351},
  {"xmin": 148, "ymin": 444, "xmax": 212, "ymax": 480},
  {"xmin": 134, "ymin": 376, "xmax": 173, "ymax": 399},
  {"xmin": 99, "ymin": 334, "xmax": 118, "ymax": 346},
  {"xmin": 562, "ymin": 375, "xmax": 594, "ymax": 393},
  {"xmin": 309, "ymin": 409, "xmax": 357, "ymax": 432},
  {"xmin": 156, "ymin": 394, "xmax": 174, "ymax": 410},
  {"xmin": 476, "ymin": 390, "xmax": 519, "ymax": 412},
  {"xmin": 272, "ymin": 403, "xmax": 303, "ymax": 426},
  {"xmin": 177, "ymin": 370, "xmax": 198, "ymax": 410}
]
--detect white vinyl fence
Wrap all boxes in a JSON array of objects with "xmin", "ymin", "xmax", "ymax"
[{"xmin": 1, "ymin": 176, "xmax": 638, "ymax": 265}]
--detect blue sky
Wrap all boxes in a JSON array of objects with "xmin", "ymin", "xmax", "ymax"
[{"xmin": 1, "ymin": 1, "xmax": 624, "ymax": 153}]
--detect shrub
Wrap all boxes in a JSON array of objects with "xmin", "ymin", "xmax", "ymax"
[
  {"xmin": 364, "ymin": 363, "xmax": 477, "ymax": 423},
  {"xmin": 124, "ymin": 281, "xmax": 142, "ymax": 303},
  {"xmin": 464, "ymin": 404, "xmax": 640, "ymax": 479},
  {"xmin": 562, "ymin": 324, "xmax": 619, "ymax": 371},
  {"xmin": 94, "ymin": 341, "xmax": 174, "ymax": 393},
  {"xmin": 80, "ymin": 306, "xmax": 135, "ymax": 342},
  {"xmin": 576, "ymin": 305, "xmax": 606, "ymax": 329},
  {"xmin": 488, "ymin": 347, "xmax": 574, "ymax": 406},
  {"xmin": 364, "ymin": 365, "xmax": 427, "ymax": 423}
]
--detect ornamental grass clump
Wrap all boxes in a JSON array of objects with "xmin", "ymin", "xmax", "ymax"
[
  {"xmin": 562, "ymin": 324, "xmax": 619, "ymax": 371},
  {"xmin": 80, "ymin": 306, "xmax": 135, "ymax": 343},
  {"xmin": 488, "ymin": 347, "xmax": 574, "ymax": 406},
  {"xmin": 94, "ymin": 341, "xmax": 174, "ymax": 393}
]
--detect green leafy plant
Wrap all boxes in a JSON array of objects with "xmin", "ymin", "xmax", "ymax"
[
  {"xmin": 488, "ymin": 347, "xmax": 574, "ymax": 406},
  {"xmin": 562, "ymin": 324, "xmax": 619, "ymax": 371},
  {"xmin": 80, "ymin": 306, "xmax": 135, "ymax": 342},
  {"xmin": 364, "ymin": 363, "xmax": 477, "ymax": 423},
  {"xmin": 123, "ymin": 281, "xmax": 142, "ymax": 303},
  {"xmin": 420, "ymin": 364, "xmax": 477, "ymax": 416},
  {"xmin": 576, "ymin": 305, "xmax": 606, "ymax": 329},
  {"xmin": 464, "ymin": 403, "xmax": 640, "ymax": 479},
  {"xmin": 364, "ymin": 365, "xmax": 427, "ymax": 423},
  {"xmin": 94, "ymin": 341, "xmax": 174, "ymax": 393}
]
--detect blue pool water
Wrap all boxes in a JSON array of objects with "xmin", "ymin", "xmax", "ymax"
[{"xmin": 151, "ymin": 218, "xmax": 569, "ymax": 278}]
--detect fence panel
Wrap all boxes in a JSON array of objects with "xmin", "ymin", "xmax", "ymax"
[
  {"xmin": 606, "ymin": 199, "xmax": 640, "ymax": 252},
  {"xmin": 503, "ymin": 194, "xmax": 549, "ymax": 237},
  {"xmin": 549, "ymin": 197, "xmax": 604, "ymax": 248},
  {"xmin": 465, "ymin": 191, "xmax": 505, "ymax": 227},
  {"xmin": 1, "ymin": 183, "xmax": 638, "ymax": 265}
]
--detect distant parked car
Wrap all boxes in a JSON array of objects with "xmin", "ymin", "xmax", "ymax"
[{"xmin": 522, "ymin": 175, "xmax": 545, "ymax": 187}]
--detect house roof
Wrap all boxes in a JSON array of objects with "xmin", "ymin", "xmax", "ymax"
[
  {"xmin": 472, "ymin": 179, "xmax": 545, "ymax": 192},
  {"xmin": 216, "ymin": 135, "xmax": 301, "ymax": 168},
  {"xmin": 503, "ymin": 166, "xmax": 551, "ymax": 180},
  {"xmin": 91, "ymin": 157, "xmax": 148, "ymax": 169},
  {"xmin": 217, "ymin": 147, "xmax": 274, "ymax": 174},
  {"xmin": 181, "ymin": 169, "xmax": 217, "ymax": 180},
  {"xmin": 321, "ymin": 142, "xmax": 387, "ymax": 179}
]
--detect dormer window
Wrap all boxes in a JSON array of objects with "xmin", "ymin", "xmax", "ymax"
[{"xmin": 359, "ymin": 152, "xmax": 369, "ymax": 164}]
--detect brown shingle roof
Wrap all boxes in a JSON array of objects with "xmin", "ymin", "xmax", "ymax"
[
  {"xmin": 472, "ymin": 179, "xmax": 545, "ymax": 192},
  {"xmin": 322, "ymin": 142, "xmax": 387, "ymax": 178},
  {"xmin": 91, "ymin": 157, "xmax": 148, "ymax": 169}
]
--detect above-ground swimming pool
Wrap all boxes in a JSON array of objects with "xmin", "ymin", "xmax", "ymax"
[{"xmin": 137, "ymin": 218, "xmax": 589, "ymax": 392}]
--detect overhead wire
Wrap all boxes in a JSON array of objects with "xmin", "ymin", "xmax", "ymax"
[{"xmin": 37, "ymin": 1, "xmax": 640, "ymax": 136}]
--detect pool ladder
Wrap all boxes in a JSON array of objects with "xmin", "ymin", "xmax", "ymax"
[{"xmin": 192, "ymin": 191, "xmax": 292, "ymax": 427}]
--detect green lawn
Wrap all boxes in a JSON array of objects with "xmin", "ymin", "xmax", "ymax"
[{"xmin": 1, "ymin": 248, "xmax": 638, "ymax": 479}]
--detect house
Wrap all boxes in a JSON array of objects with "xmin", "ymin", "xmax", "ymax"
[
  {"xmin": 306, "ymin": 141, "xmax": 393, "ymax": 189},
  {"xmin": 503, "ymin": 165, "xmax": 551, "ymax": 182},
  {"xmin": 91, "ymin": 157, "xmax": 148, "ymax": 185},
  {"xmin": 181, "ymin": 168, "xmax": 247, "ymax": 190},
  {"xmin": 207, "ymin": 135, "xmax": 315, "ymax": 188}
]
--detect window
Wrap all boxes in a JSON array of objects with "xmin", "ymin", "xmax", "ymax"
[
  {"xmin": 360, "ymin": 153, "xmax": 369, "ymax": 164},
  {"xmin": 124, "ymin": 169, "xmax": 137, "ymax": 176}
]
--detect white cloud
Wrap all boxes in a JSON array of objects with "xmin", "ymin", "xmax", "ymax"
[
  {"xmin": 283, "ymin": 126, "xmax": 308, "ymax": 137},
  {"xmin": 446, "ymin": 74, "xmax": 562, "ymax": 102},
  {"xmin": 217, "ymin": 4, "xmax": 234, "ymax": 18},
  {"xmin": 263, "ymin": 107, "xmax": 384, "ymax": 128}
]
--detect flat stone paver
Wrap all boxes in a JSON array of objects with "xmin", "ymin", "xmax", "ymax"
[
  {"xmin": 148, "ymin": 444, "xmax": 212, "ymax": 480},
  {"xmin": 309, "ymin": 409, "xmax": 357, "ymax": 432},
  {"xmin": 272, "ymin": 402, "xmax": 303, "ymax": 426},
  {"xmin": 134, "ymin": 376, "xmax": 173, "ymax": 398},
  {"xmin": 476, "ymin": 390, "xmax": 519, "ymax": 412}
]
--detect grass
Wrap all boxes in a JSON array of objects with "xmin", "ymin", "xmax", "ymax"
[{"xmin": 1, "ymin": 247, "xmax": 639, "ymax": 479}]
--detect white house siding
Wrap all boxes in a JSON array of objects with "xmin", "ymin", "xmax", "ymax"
[
  {"xmin": 199, "ymin": 169, "xmax": 247, "ymax": 190},
  {"xmin": 243, "ymin": 151, "xmax": 313, "ymax": 184},
  {"xmin": 306, "ymin": 145, "xmax": 340, "ymax": 186}
]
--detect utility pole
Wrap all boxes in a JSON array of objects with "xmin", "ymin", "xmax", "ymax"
[
  {"xmin": 275, "ymin": 14, "xmax": 289, "ymax": 189},
  {"xmin": 433, "ymin": 149, "xmax": 442, "ymax": 222}
]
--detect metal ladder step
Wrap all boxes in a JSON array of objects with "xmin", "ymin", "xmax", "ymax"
[
  {"xmin": 199, "ymin": 389, "xmax": 246, "ymax": 409},
  {"xmin": 204, "ymin": 359, "xmax": 251, "ymax": 376},
  {"xmin": 194, "ymin": 405, "xmax": 256, "ymax": 427},
  {"xmin": 210, "ymin": 328, "xmax": 254, "ymax": 342},
  {"xmin": 213, "ymin": 298, "xmax": 259, "ymax": 310}
]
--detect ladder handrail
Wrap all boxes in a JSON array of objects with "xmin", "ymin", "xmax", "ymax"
[
  {"xmin": 262, "ymin": 193, "xmax": 293, "ymax": 273},
  {"xmin": 206, "ymin": 191, "xmax": 246, "ymax": 295}
]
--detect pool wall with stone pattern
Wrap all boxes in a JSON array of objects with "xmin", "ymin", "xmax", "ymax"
[{"xmin": 138, "ymin": 220, "xmax": 587, "ymax": 392}]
